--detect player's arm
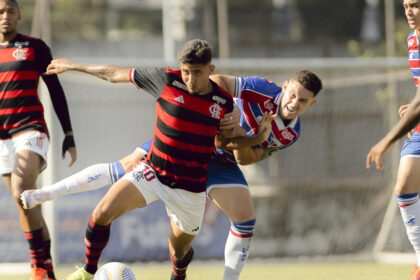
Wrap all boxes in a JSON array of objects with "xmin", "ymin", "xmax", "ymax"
[
  {"xmin": 46, "ymin": 58, "xmax": 131, "ymax": 83},
  {"xmin": 210, "ymin": 74, "xmax": 236, "ymax": 95},
  {"xmin": 38, "ymin": 42, "xmax": 77, "ymax": 166},
  {"xmin": 42, "ymin": 73, "xmax": 77, "ymax": 166},
  {"xmin": 233, "ymin": 147, "xmax": 269, "ymax": 165},
  {"xmin": 217, "ymin": 111, "xmax": 276, "ymax": 150},
  {"xmin": 366, "ymin": 88, "xmax": 420, "ymax": 169}
]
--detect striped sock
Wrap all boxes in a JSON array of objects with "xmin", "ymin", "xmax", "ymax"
[
  {"xmin": 223, "ymin": 219, "xmax": 256, "ymax": 280},
  {"xmin": 84, "ymin": 217, "xmax": 111, "ymax": 274},
  {"xmin": 397, "ymin": 193, "xmax": 420, "ymax": 266},
  {"xmin": 170, "ymin": 247, "xmax": 194, "ymax": 280},
  {"xmin": 24, "ymin": 228, "xmax": 45, "ymax": 269},
  {"xmin": 44, "ymin": 240, "xmax": 55, "ymax": 279}
]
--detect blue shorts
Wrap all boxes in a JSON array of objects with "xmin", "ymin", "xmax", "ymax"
[
  {"xmin": 401, "ymin": 132, "xmax": 420, "ymax": 158},
  {"xmin": 206, "ymin": 158, "xmax": 248, "ymax": 192}
]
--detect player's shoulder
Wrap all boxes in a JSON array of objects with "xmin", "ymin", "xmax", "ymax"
[
  {"xmin": 407, "ymin": 30, "xmax": 416, "ymax": 41},
  {"xmin": 15, "ymin": 34, "xmax": 49, "ymax": 49},
  {"xmin": 165, "ymin": 67, "xmax": 181, "ymax": 76}
]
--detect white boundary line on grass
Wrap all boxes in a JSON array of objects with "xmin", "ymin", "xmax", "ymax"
[{"xmin": 0, "ymin": 263, "xmax": 30, "ymax": 274}]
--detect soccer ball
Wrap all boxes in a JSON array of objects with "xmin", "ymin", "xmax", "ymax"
[{"xmin": 93, "ymin": 262, "xmax": 136, "ymax": 280}]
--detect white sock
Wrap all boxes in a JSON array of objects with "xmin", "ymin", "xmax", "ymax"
[
  {"xmin": 223, "ymin": 219, "xmax": 256, "ymax": 280},
  {"xmin": 34, "ymin": 161, "xmax": 125, "ymax": 203},
  {"xmin": 397, "ymin": 193, "xmax": 420, "ymax": 265}
]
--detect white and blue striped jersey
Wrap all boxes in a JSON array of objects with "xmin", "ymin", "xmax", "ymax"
[{"xmin": 214, "ymin": 76, "xmax": 301, "ymax": 163}]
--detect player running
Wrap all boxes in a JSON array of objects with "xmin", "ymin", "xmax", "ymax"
[
  {"xmin": 367, "ymin": 1, "xmax": 420, "ymax": 279},
  {"xmin": 0, "ymin": 1, "xmax": 76, "ymax": 279},
  {"xmin": 21, "ymin": 67, "xmax": 322, "ymax": 279}
]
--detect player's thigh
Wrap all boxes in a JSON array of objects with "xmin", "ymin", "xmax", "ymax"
[
  {"xmin": 209, "ymin": 187, "xmax": 255, "ymax": 223},
  {"xmin": 92, "ymin": 178, "xmax": 147, "ymax": 225},
  {"xmin": 12, "ymin": 149, "xmax": 42, "ymax": 192},
  {"xmin": 395, "ymin": 156, "xmax": 420, "ymax": 194},
  {"xmin": 168, "ymin": 218, "xmax": 196, "ymax": 259},
  {"xmin": 119, "ymin": 149, "xmax": 145, "ymax": 173}
]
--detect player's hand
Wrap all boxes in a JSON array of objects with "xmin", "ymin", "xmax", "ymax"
[
  {"xmin": 46, "ymin": 59, "xmax": 72, "ymax": 75},
  {"xmin": 219, "ymin": 105, "xmax": 240, "ymax": 130},
  {"xmin": 256, "ymin": 111, "xmax": 276, "ymax": 143},
  {"xmin": 366, "ymin": 139, "xmax": 393, "ymax": 170},
  {"xmin": 62, "ymin": 134, "xmax": 77, "ymax": 167},
  {"xmin": 399, "ymin": 104, "xmax": 410, "ymax": 118}
]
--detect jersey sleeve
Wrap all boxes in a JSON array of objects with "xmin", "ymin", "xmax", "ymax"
[
  {"xmin": 137, "ymin": 138, "xmax": 153, "ymax": 154},
  {"xmin": 234, "ymin": 76, "xmax": 280, "ymax": 102},
  {"xmin": 36, "ymin": 39, "xmax": 53, "ymax": 74},
  {"xmin": 130, "ymin": 67, "xmax": 167, "ymax": 99}
]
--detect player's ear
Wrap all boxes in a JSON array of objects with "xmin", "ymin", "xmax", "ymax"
[
  {"xmin": 282, "ymin": 80, "xmax": 288, "ymax": 90},
  {"xmin": 309, "ymin": 99, "xmax": 317, "ymax": 107},
  {"xmin": 209, "ymin": 64, "xmax": 215, "ymax": 74}
]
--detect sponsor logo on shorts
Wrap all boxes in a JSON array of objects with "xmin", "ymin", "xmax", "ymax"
[{"xmin": 192, "ymin": 226, "xmax": 200, "ymax": 232}]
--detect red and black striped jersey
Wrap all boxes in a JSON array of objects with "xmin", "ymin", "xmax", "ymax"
[
  {"xmin": 130, "ymin": 67, "xmax": 234, "ymax": 193},
  {"xmin": 0, "ymin": 34, "xmax": 71, "ymax": 139}
]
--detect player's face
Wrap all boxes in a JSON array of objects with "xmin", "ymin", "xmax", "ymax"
[
  {"xmin": 180, "ymin": 63, "xmax": 215, "ymax": 94},
  {"xmin": 404, "ymin": 0, "xmax": 420, "ymax": 30},
  {"xmin": 279, "ymin": 80, "xmax": 316, "ymax": 120},
  {"xmin": 0, "ymin": 1, "xmax": 20, "ymax": 36}
]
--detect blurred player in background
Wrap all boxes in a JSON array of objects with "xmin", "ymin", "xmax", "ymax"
[
  {"xmin": 40, "ymin": 39, "xmax": 275, "ymax": 280},
  {"xmin": 0, "ymin": 1, "xmax": 76, "ymax": 279},
  {"xmin": 367, "ymin": 1, "xmax": 420, "ymax": 279},
  {"xmin": 22, "ymin": 67, "xmax": 322, "ymax": 279}
]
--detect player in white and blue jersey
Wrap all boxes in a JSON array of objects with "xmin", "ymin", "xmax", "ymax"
[
  {"xmin": 21, "ymin": 70, "xmax": 322, "ymax": 280},
  {"xmin": 367, "ymin": 1, "xmax": 420, "ymax": 279}
]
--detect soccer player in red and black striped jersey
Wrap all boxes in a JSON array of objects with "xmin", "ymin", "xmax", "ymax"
[
  {"xmin": 47, "ymin": 39, "xmax": 270, "ymax": 280},
  {"xmin": 0, "ymin": 1, "xmax": 76, "ymax": 279}
]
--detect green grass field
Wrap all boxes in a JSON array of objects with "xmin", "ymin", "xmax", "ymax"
[{"xmin": 0, "ymin": 262, "xmax": 415, "ymax": 280}]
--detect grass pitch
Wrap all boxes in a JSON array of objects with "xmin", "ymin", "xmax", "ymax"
[{"xmin": 0, "ymin": 261, "xmax": 414, "ymax": 280}]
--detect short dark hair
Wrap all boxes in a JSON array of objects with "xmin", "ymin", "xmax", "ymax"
[
  {"xmin": 1, "ymin": 0, "xmax": 19, "ymax": 10},
  {"xmin": 291, "ymin": 70, "xmax": 322, "ymax": 96},
  {"xmin": 177, "ymin": 39, "xmax": 213, "ymax": 65}
]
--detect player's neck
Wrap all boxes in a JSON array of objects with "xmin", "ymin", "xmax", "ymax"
[
  {"xmin": 0, "ymin": 31, "xmax": 17, "ymax": 44},
  {"xmin": 197, "ymin": 81, "xmax": 213, "ymax": 95}
]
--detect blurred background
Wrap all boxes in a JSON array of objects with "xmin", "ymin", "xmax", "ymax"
[{"xmin": 0, "ymin": 0, "xmax": 416, "ymax": 264}]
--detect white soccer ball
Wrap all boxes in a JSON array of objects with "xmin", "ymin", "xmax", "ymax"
[{"xmin": 93, "ymin": 262, "xmax": 136, "ymax": 280}]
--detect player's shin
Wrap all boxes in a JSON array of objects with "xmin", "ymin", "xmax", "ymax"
[
  {"xmin": 27, "ymin": 161, "xmax": 125, "ymax": 206},
  {"xmin": 223, "ymin": 219, "xmax": 256, "ymax": 280},
  {"xmin": 397, "ymin": 193, "xmax": 420, "ymax": 266},
  {"xmin": 84, "ymin": 217, "xmax": 111, "ymax": 274}
]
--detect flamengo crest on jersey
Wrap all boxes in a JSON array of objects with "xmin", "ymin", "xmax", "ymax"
[
  {"xmin": 214, "ymin": 76, "xmax": 301, "ymax": 163},
  {"xmin": 407, "ymin": 31, "xmax": 420, "ymax": 133}
]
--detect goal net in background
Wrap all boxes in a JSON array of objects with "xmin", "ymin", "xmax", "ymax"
[{"xmin": 0, "ymin": 57, "xmax": 415, "ymax": 264}]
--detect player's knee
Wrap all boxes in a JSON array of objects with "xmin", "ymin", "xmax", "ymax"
[
  {"xmin": 394, "ymin": 180, "xmax": 418, "ymax": 195},
  {"xmin": 230, "ymin": 208, "xmax": 256, "ymax": 223},
  {"xmin": 92, "ymin": 203, "xmax": 113, "ymax": 225}
]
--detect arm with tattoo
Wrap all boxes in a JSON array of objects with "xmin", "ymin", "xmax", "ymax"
[{"xmin": 46, "ymin": 58, "xmax": 131, "ymax": 83}]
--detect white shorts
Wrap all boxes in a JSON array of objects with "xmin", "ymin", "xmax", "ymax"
[
  {"xmin": 123, "ymin": 161, "xmax": 206, "ymax": 235},
  {"xmin": 0, "ymin": 131, "xmax": 49, "ymax": 174}
]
